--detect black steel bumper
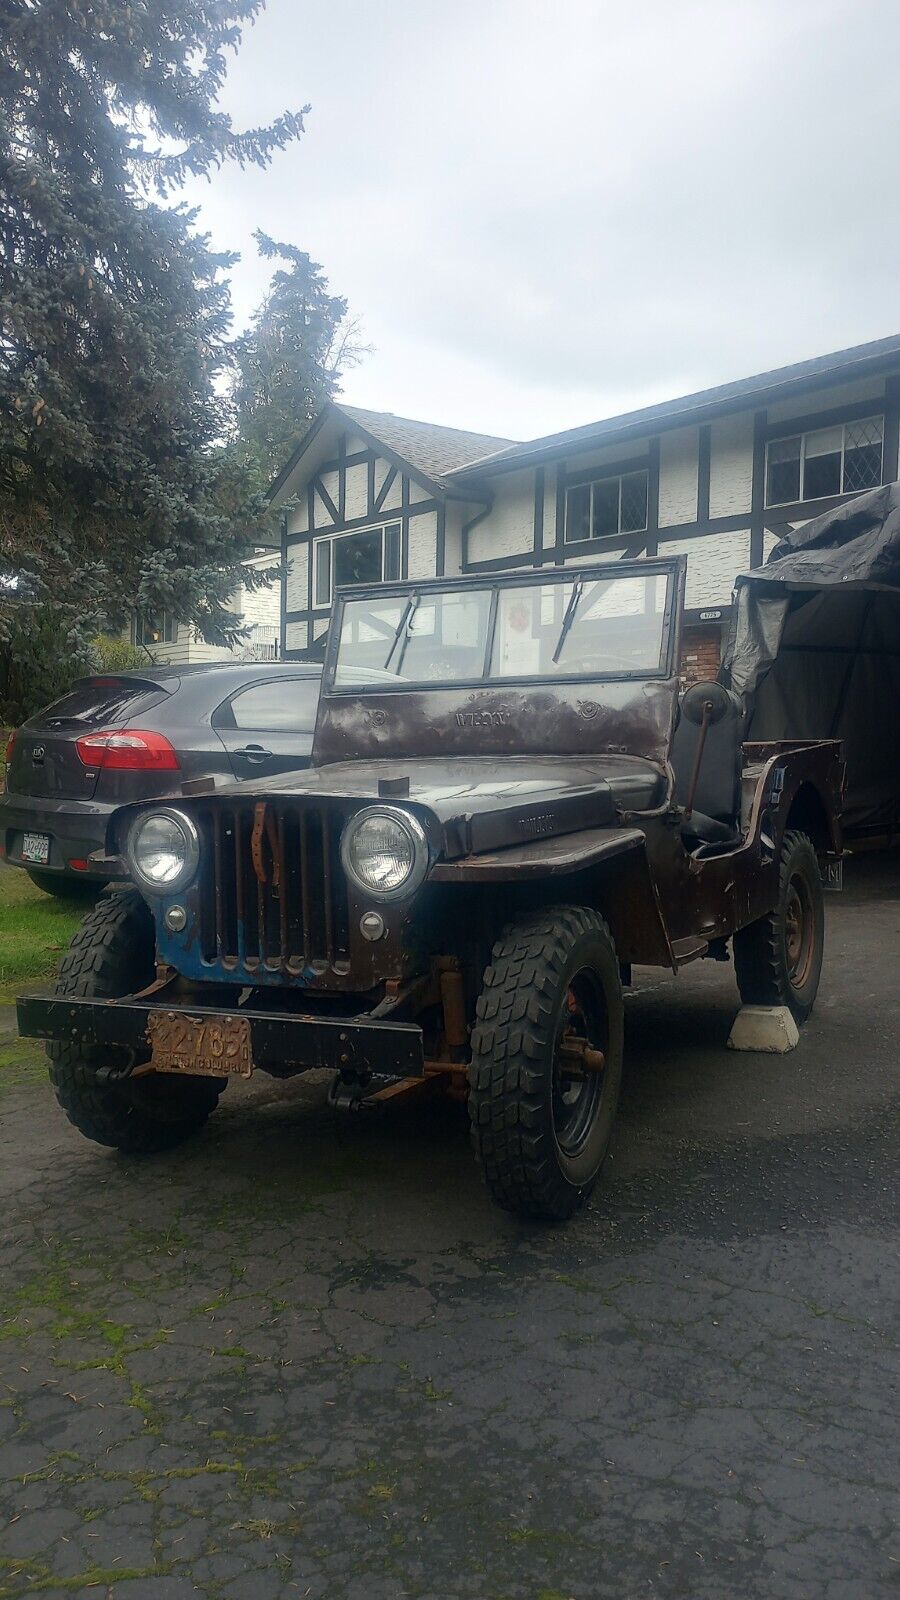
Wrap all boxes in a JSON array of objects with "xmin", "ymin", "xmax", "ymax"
[{"xmin": 16, "ymin": 995, "xmax": 425, "ymax": 1078}]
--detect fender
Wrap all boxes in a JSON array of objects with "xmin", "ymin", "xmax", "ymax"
[{"xmin": 430, "ymin": 825, "xmax": 675, "ymax": 968}]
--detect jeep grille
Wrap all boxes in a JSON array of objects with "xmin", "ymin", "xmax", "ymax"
[{"xmin": 197, "ymin": 802, "xmax": 350, "ymax": 977}]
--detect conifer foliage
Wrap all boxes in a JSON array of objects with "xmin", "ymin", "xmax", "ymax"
[
  {"xmin": 233, "ymin": 230, "xmax": 362, "ymax": 487},
  {"xmin": 0, "ymin": 0, "xmax": 306, "ymax": 645}
]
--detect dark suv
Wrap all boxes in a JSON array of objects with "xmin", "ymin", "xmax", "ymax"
[{"xmin": 2, "ymin": 662, "xmax": 321, "ymax": 895}]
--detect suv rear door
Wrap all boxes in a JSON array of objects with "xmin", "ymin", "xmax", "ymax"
[
  {"xmin": 7, "ymin": 677, "xmax": 171, "ymax": 802},
  {"xmin": 212, "ymin": 673, "xmax": 321, "ymax": 781}
]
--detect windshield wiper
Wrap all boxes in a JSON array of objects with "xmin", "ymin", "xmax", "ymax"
[
  {"xmin": 383, "ymin": 591, "xmax": 419, "ymax": 672},
  {"xmin": 552, "ymin": 577, "xmax": 584, "ymax": 664}
]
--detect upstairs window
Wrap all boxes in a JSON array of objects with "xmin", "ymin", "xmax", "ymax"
[
  {"xmin": 313, "ymin": 522, "xmax": 402, "ymax": 607},
  {"xmin": 766, "ymin": 416, "xmax": 883, "ymax": 506},
  {"xmin": 565, "ymin": 469, "xmax": 649, "ymax": 542}
]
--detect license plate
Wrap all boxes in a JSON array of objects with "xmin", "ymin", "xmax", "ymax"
[
  {"xmin": 21, "ymin": 832, "xmax": 50, "ymax": 865},
  {"xmin": 147, "ymin": 1011, "xmax": 253, "ymax": 1078}
]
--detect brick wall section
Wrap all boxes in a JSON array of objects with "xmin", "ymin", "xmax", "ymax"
[{"xmin": 680, "ymin": 626, "xmax": 722, "ymax": 685}]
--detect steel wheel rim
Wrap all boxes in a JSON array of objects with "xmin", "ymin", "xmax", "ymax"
[
  {"xmin": 552, "ymin": 968, "xmax": 608, "ymax": 1158},
  {"xmin": 785, "ymin": 873, "xmax": 815, "ymax": 989}
]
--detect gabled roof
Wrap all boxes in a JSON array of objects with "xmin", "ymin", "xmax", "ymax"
[
  {"xmin": 337, "ymin": 405, "xmax": 514, "ymax": 483},
  {"xmin": 451, "ymin": 331, "xmax": 900, "ymax": 479},
  {"xmin": 267, "ymin": 399, "xmax": 514, "ymax": 504},
  {"xmin": 269, "ymin": 332, "xmax": 900, "ymax": 503}
]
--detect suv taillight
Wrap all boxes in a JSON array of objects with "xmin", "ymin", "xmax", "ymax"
[
  {"xmin": 4, "ymin": 729, "xmax": 16, "ymax": 767},
  {"xmin": 75, "ymin": 729, "xmax": 180, "ymax": 771}
]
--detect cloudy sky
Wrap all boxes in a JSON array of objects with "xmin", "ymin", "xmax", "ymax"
[{"xmin": 185, "ymin": 0, "xmax": 900, "ymax": 443}]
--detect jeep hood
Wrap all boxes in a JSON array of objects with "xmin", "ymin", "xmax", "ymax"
[{"xmin": 184, "ymin": 754, "xmax": 668, "ymax": 860}]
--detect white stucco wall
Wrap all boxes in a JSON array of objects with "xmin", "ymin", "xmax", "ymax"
[
  {"xmin": 378, "ymin": 466, "xmax": 403, "ymax": 512},
  {"xmin": 406, "ymin": 511, "xmax": 438, "ymax": 579},
  {"xmin": 286, "ymin": 544, "xmax": 309, "ymax": 613},
  {"xmin": 542, "ymin": 466, "xmax": 557, "ymax": 551},
  {"xmin": 658, "ymin": 426, "xmax": 699, "ymax": 527},
  {"xmin": 708, "ymin": 414, "xmax": 754, "ymax": 518},
  {"xmin": 285, "ymin": 619, "xmax": 309, "ymax": 653},
  {"xmin": 467, "ymin": 468, "xmax": 534, "ymax": 564},
  {"xmin": 344, "ymin": 460, "xmax": 368, "ymax": 521},
  {"xmin": 443, "ymin": 504, "xmax": 468, "ymax": 576},
  {"xmin": 661, "ymin": 529, "xmax": 752, "ymax": 608}
]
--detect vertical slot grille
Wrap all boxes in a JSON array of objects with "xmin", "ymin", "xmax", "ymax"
[{"xmin": 199, "ymin": 803, "xmax": 349, "ymax": 976}]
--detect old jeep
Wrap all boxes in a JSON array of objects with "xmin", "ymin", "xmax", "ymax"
[{"xmin": 19, "ymin": 558, "xmax": 843, "ymax": 1220}]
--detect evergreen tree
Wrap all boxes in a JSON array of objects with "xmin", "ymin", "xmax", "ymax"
[
  {"xmin": 0, "ymin": 0, "xmax": 306, "ymax": 645},
  {"xmin": 233, "ymin": 231, "xmax": 363, "ymax": 488}
]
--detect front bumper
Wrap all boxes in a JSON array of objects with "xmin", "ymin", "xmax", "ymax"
[{"xmin": 16, "ymin": 995, "xmax": 425, "ymax": 1079}]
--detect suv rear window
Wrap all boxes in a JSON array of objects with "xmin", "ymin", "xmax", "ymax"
[{"xmin": 37, "ymin": 678, "xmax": 164, "ymax": 728}]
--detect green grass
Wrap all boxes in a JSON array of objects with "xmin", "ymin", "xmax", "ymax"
[{"xmin": 0, "ymin": 861, "xmax": 86, "ymax": 1001}]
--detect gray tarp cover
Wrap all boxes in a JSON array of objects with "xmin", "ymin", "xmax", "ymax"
[{"xmin": 722, "ymin": 483, "xmax": 900, "ymax": 839}]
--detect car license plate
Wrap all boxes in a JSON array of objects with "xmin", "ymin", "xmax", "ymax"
[
  {"xmin": 21, "ymin": 832, "xmax": 50, "ymax": 865},
  {"xmin": 147, "ymin": 1011, "xmax": 253, "ymax": 1078}
]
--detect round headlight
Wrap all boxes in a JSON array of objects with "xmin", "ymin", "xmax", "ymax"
[
  {"xmin": 126, "ymin": 808, "xmax": 200, "ymax": 895},
  {"xmin": 340, "ymin": 806, "xmax": 429, "ymax": 902}
]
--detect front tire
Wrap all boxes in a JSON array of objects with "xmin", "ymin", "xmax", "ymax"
[
  {"xmin": 733, "ymin": 829, "xmax": 825, "ymax": 1023},
  {"xmin": 468, "ymin": 906, "xmax": 624, "ymax": 1221},
  {"xmin": 48, "ymin": 889, "xmax": 224, "ymax": 1153}
]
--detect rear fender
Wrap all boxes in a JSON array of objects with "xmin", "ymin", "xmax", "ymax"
[{"xmin": 743, "ymin": 742, "xmax": 843, "ymax": 857}]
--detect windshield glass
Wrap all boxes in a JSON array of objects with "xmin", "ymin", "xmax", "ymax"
[
  {"xmin": 335, "ymin": 589, "xmax": 493, "ymax": 687},
  {"xmin": 333, "ymin": 569, "xmax": 671, "ymax": 689},
  {"xmin": 491, "ymin": 572, "xmax": 669, "ymax": 677}
]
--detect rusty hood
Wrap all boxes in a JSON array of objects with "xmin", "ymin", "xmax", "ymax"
[{"xmin": 176, "ymin": 754, "xmax": 668, "ymax": 861}]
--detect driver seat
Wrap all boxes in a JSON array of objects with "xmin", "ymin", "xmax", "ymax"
[{"xmin": 670, "ymin": 681, "xmax": 744, "ymax": 848}]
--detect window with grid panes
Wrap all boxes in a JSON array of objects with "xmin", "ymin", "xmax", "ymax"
[
  {"xmin": 565, "ymin": 469, "xmax": 649, "ymax": 541},
  {"xmin": 765, "ymin": 417, "xmax": 883, "ymax": 506}
]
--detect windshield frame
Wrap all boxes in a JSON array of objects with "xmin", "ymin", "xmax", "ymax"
[{"xmin": 323, "ymin": 557, "xmax": 685, "ymax": 695}]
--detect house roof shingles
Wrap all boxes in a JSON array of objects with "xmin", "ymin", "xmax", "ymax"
[{"xmin": 336, "ymin": 405, "xmax": 515, "ymax": 485}]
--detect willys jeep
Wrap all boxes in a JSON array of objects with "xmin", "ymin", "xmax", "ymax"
[{"xmin": 18, "ymin": 558, "xmax": 843, "ymax": 1220}]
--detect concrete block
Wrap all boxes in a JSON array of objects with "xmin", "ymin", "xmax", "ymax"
[{"xmin": 727, "ymin": 1005, "xmax": 800, "ymax": 1054}]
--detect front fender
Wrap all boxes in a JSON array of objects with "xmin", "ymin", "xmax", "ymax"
[{"xmin": 430, "ymin": 826, "xmax": 675, "ymax": 968}]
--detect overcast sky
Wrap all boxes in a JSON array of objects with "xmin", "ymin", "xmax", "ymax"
[{"xmin": 184, "ymin": 0, "xmax": 900, "ymax": 443}]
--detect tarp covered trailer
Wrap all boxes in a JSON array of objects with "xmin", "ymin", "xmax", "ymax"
[{"xmin": 722, "ymin": 482, "xmax": 900, "ymax": 847}]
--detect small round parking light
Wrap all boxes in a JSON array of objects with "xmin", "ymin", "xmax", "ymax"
[
  {"xmin": 164, "ymin": 904, "xmax": 188, "ymax": 933},
  {"xmin": 359, "ymin": 910, "xmax": 386, "ymax": 942}
]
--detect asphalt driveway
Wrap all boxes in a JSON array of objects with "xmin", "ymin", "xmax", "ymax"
[{"xmin": 0, "ymin": 857, "xmax": 897, "ymax": 1599}]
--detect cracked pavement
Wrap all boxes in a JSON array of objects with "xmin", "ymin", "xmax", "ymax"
[{"xmin": 0, "ymin": 857, "xmax": 897, "ymax": 1599}]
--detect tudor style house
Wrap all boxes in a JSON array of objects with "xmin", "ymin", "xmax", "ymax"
[{"xmin": 270, "ymin": 332, "xmax": 900, "ymax": 679}]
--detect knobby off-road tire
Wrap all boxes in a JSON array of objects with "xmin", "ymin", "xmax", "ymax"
[
  {"xmin": 733, "ymin": 829, "xmax": 825, "ymax": 1024},
  {"xmin": 26, "ymin": 867, "xmax": 100, "ymax": 901},
  {"xmin": 468, "ymin": 906, "xmax": 624, "ymax": 1221},
  {"xmin": 48, "ymin": 889, "xmax": 223, "ymax": 1152}
]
